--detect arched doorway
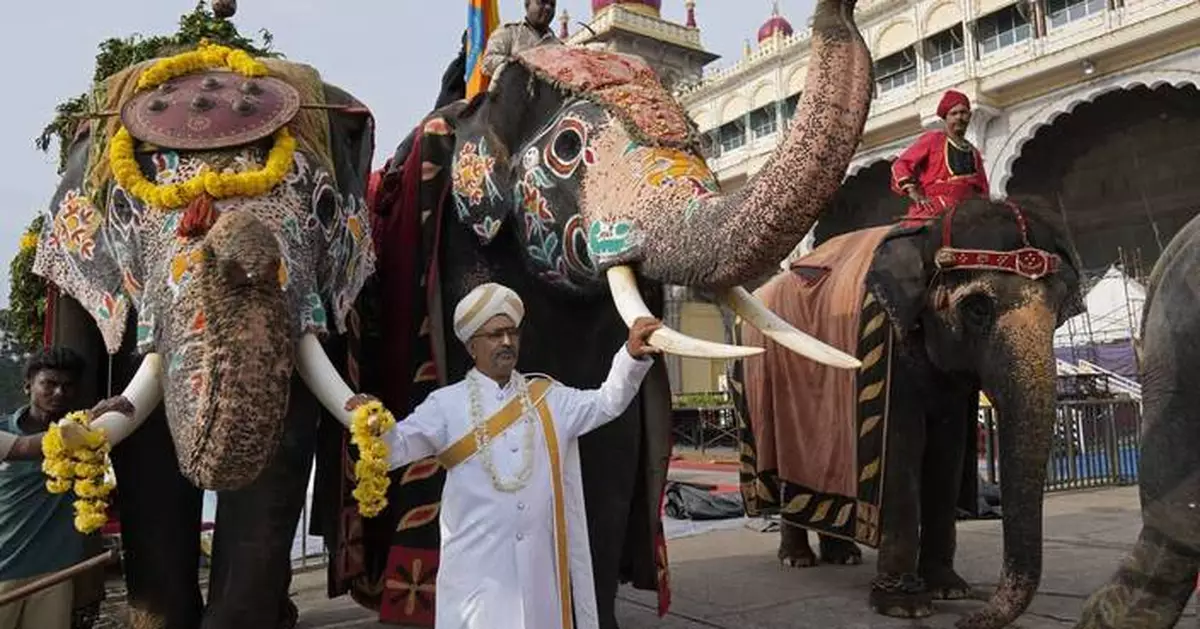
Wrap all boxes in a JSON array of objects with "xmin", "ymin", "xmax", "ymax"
[
  {"xmin": 1007, "ymin": 84, "xmax": 1200, "ymax": 276},
  {"xmin": 814, "ymin": 160, "xmax": 909, "ymax": 246}
]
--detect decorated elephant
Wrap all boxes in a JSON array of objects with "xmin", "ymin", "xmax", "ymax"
[
  {"xmin": 31, "ymin": 14, "xmax": 377, "ymax": 629},
  {"xmin": 312, "ymin": 0, "xmax": 874, "ymax": 626},
  {"xmin": 1073, "ymin": 213, "xmax": 1200, "ymax": 629},
  {"xmin": 731, "ymin": 196, "xmax": 1085, "ymax": 629}
]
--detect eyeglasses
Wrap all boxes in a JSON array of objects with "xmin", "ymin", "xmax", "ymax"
[{"xmin": 471, "ymin": 327, "xmax": 522, "ymax": 342}]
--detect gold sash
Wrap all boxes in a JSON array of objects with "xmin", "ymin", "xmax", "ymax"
[{"xmin": 435, "ymin": 377, "xmax": 574, "ymax": 628}]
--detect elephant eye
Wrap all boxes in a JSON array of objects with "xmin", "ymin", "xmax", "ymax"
[
  {"xmin": 958, "ymin": 293, "xmax": 994, "ymax": 328},
  {"xmin": 552, "ymin": 128, "xmax": 582, "ymax": 163}
]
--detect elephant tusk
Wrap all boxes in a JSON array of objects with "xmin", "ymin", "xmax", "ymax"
[
  {"xmin": 295, "ymin": 333, "xmax": 357, "ymax": 428},
  {"xmin": 720, "ymin": 286, "xmax": 862, "ymax": 370},
  {"xmin": 59, "ymin": 353, "xmax": 164, "ymax": 449},
  {"xmin": 606, "ymin": 265, "xmax": 764, "ymax": 359}
]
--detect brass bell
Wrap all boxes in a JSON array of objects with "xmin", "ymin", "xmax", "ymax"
[{"xmin": 213, "ymin": 0, "xmax": 237, "ymax": 19}]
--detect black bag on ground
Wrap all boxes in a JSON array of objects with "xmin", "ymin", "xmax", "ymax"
[{"xmin": 664, "ymin": 481, "xmax": 744, "ymax": 521}]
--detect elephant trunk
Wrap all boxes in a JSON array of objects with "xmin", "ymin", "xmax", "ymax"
[
  {"xmin": 958, "ymin": 298, "xmax": 1058, "ymax": 629},
  {"xmin": 170, "ymin": 211, "xmax": 295, "ymax": 492},
  {"xmin": 636, "ymin": 0, "xmax": 873, "ymax": 289}
]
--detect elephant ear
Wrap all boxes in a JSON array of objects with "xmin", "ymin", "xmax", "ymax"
[
  {"xmin": 317, "ymin": 84, "xmax": 377, "ymax": 332},
  {"xmin": 32, "ymin": 121, "xmax": 140, "ymax": 355},
  {"xmin": 865, "ymin": 224, "xmax": 931, "ymax": 339},
  {"xmin": 447, "ymin": 92, "xmax": 514, "ymax": 247}
]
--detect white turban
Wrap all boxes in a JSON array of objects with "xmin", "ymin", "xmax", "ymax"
[{"xmin": 453, "ymin": 283, "xmax": 525, "ymax": 343}]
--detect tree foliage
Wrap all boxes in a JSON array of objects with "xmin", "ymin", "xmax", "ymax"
[
  {"xmin": 3, "ymin": 216, "xmax": 47, "ymax": 357},
  {"xmin": 35, "ymin": 0, "xmax": 279, "ymax": 172}
]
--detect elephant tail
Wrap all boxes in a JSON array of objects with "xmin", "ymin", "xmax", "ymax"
[{"xmin": 1073, "ymin": 526, "xmax": 1199, "ymax": 629}]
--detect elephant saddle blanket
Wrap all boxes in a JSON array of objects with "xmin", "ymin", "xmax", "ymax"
[
  {"xmin": 515, "ymin": 46, "xmax": 702, "ymax": 151},
  {"xmin": 739, "ymin": 225, "xmax": 895, "ymax": 548}
]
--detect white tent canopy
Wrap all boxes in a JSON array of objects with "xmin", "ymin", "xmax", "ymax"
[{"xmin": 1054, "ymin": 265, "xmax": 1146, "ymax": 347}]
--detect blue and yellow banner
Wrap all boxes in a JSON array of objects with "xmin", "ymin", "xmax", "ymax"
[{"xmin": 465, "ymin": 0, "xmax": 501, "ymax": 98}]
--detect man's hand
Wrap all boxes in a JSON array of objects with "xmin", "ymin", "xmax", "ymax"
[
  {"xmin": 89, "ymin": 395, "xmax": 135, "ymax": 420},
  {"xmin": 626, "ymin": 317, "xmax": 664, "ymax": 359},
  {"xmin": 345, "ymin": 394, "xmax": 382, "ymax": 413},
  {"xmin": 904, "ymin": 184, "xmax": 928, "ymax": 204}
]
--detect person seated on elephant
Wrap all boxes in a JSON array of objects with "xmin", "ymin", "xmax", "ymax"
[
  {"xmin": 481, "ymin": 0, "xmax": 561, "ymax": 88},
  {"xmin": 0, "ymin": 348, "xmax": 128, "ymax": 629},
  {"xmin": 890, "ymin": 89, "xmax": 989, "ymax": 225},
  {"xmin": 348, "ymin": 282, "xmax": 660, "ymax": 629}
]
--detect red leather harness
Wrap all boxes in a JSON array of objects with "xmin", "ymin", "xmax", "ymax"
[{"xmin": 933, "ymin": 201, "xmax": 1061, "ymax": 281}]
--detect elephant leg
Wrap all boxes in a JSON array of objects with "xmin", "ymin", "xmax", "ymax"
[
  {"xmin": 200, "ymin": 377, "xmax": 320, "ymax": 629},
  {"xmin": 110, "ymin": 407, "xmax": 205, "ymax": 629},
  {"xmin": 778, "ymin": 523, "xmax": 817, "ymax": 568},
  {"xmin": 1074, "ymin": 526, "xmax": 1199, "ymax": 629},
  {"xmin": 917, "ymin": 379, "xmax": 974, "ymax": 600},
  {"xmin": 870, "ymin": 366, "xmax": 932, "ymax": 619},
  {"xmin": 580, "ymin": 407, "xmax": 642, "ymax": 629},
  {"xmin": 818, "ymin": 534, "xmax": 863, "ymax": 566}
]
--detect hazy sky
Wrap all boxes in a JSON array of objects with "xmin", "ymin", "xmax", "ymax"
[{"xmin": 0, "ymin": 0, "xmax": 815, "ymax": 307}]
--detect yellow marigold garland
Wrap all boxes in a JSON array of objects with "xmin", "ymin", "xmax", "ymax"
[
  {"xmin": 42, "ymin": 411, "xmax": 115, "ymax": 533},
  {"xmin": 348, "ymin": 401, "xmax": 396, "ymax": 518},
  {"xmin": 109, "ymin": 126, "xmax": 296, "ymax": 209},
  {"xmin": 109, "ymin": 39, "xmax": 295, "ymax": 210}
]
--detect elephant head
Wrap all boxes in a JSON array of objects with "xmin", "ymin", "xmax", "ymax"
[
  {"xmin": 867, "ymin": 196, "xmax": 1085, "ymax": 628},
  {"xmin": 32, "ymin": 49, "xmax": 376, "ymax": 491},
  {"xmin": 426, "ymin": 0, "xmax": 872, "ymax": 366}
]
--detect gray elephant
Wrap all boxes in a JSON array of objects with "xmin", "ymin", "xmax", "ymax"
[
  {"xmin": 34, "ymin": 41, "xmax": 377, "ymax": 628},
  {"xmin": 732, "ymin": 196, "xmax": 1086, "ymax": 629},
  {"xmin": 1073, "ymin": 212, "xmax": 1200, "ymax": 629}
]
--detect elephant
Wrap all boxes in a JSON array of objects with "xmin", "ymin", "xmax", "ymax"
[
  {"xmin": 731, "ymin": 195, "xmax": 1085, "ymax": 629},
  {"xmin": 312, "ymin": 0, "xmax": 875, "ymax": 626},
  {"xmin": 1072, "ymin": 212, "xmax": 1200, "ymax": 629},
  {"xmin": 33, "ymin": 42, "xmax": 377, "ymax": 628}
]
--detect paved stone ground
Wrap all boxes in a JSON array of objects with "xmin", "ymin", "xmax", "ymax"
[
  {"xmin": 89, "ymin": 460, "xmax": 1199, "ymax": 628},
  {"xmin": 282, "ymin": 483, "xmax": 1197, "ymax": 629}
]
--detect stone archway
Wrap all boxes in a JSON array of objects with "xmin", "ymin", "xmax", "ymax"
[
  {"xmin": 1006, "ymin": 83, "xmax": 1200, "ymax": 275},
  {"xmin": 815, "ymin": 160, "xmax": 910, "ymax": 246}
]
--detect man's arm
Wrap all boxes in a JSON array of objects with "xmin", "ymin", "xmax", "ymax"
[
  {"xmin": 378, "ymin": 396, "xmax": 450, "ymax": 471},
  {"xmin": 551, "ymin": 319, "xmax": 660, "ymax": 439},
  {"xmin": 890, "ymin": 132, "xmax": 935, "ymax": 199},
  {"xmin": 480, "ymin": 26, "xmax": 514, "ymax": 78},
  {"xmin": 0, "ymin": 432, "xmax": 45, "ymax": 462}
]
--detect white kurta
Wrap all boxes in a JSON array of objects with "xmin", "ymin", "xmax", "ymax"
[{"xmin": 383, "ymin": 345, "xmax": 653, "ymax": 629}]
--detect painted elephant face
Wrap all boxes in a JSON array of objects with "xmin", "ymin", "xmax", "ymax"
[{"xmin": 33, "ymin": 65, "xmax": 376, "ymax": 491}]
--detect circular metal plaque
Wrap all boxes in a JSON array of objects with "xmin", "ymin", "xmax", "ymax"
[{"xmin": 120, "ymin": 70, "xmax": 302, "ymax": 151}]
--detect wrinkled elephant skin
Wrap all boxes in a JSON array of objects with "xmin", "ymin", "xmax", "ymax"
[
  {"xmin": 34, "ymin": 58, "xmax": 376, "ymax": 629},
  {"xmin": 1074, "ymin": 214, "xmax": 1200, "ymax": 629}
]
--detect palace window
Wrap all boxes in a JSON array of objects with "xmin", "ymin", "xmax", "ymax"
[
  {"xmin": 782, "ymin": 93, "xmax": 800, "ymax": 122},
  {"xmin": 702, "ymin": 130, "xmax": 721, "ymax": 159},
  {"xmin": 975, "ymin": 4, "xmax": 1032, "ymax": 56},
  {"xmin": 874, "ymin": 48, "xmax": 917, "ymax": 94},
  {"xmin": 926, "ymin": 26, "xmax": 966, "ymax": 73},
  {"xmin": 750, "ymin": 105, "xmax": 778, "ymax": 139},
  {"xmin": 718, "ymin": 119, "xmax": 746, "ymax": 152},
  {"xmin": 1046, "ymin": 0, "xmax": 1106, "ymax": 29}
]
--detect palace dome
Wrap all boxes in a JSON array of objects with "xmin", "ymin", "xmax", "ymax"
[
  {"xmin": 757, "ymin": 5, "xmax": 794, "ymax": 42},
  {"xmin": 591, "ymin": 0, "xmax": 662, "ymax": 17}
]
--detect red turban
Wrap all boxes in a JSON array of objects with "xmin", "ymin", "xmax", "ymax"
[{"xmin": 936, "ymin": 90, "xmax": 970, "ymax": 119}]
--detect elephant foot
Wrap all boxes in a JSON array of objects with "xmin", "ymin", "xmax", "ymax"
[
  {"xmin": 920, "ymin": 565, "xmax": 973, "ymax": 600},
  {"xmin": 279, "ymin": 598, "xmax": 299, "ymax": 629},
  {"xmin": 778, "ymin": 524, "xmax": 818, "ymax": 568},
  {"xmin": 818, "ymin": 536, "xmax": 863, "ymax": 566},
  {"xmin": 869, "ymin": 573, "xmax": 933, "ymax": 619}
]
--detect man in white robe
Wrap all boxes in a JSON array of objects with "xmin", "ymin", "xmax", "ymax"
[{"xmin": 365, "ymin": 282, "xmax": 661, "ymax": 629}]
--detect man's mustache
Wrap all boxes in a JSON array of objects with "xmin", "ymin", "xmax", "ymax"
[{"xmin": 493, "ymin": 348, "xmax": 516, "ymax": 360}]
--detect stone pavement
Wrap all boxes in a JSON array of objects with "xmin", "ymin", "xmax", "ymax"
[{"xmin": 286, "ymin": 479, "xmax": 1199, "ymax": 629}]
